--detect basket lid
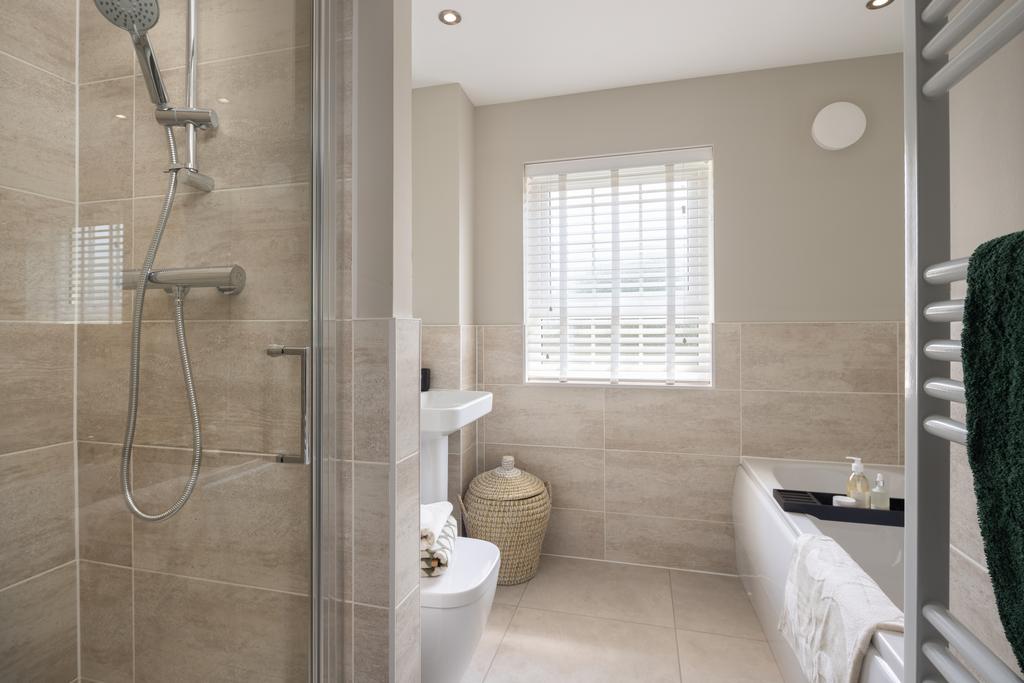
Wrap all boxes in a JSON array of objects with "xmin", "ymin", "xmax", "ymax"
[{"xmin": 468, "ymin": 456, "xmax": 546, "ymax": 501}]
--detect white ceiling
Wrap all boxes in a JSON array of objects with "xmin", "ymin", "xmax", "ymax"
[{"xmin": 412, "ymin": 0, "xmax": 903, "ymax": 106}]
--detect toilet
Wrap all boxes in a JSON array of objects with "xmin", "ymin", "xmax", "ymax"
[
  {"xmin": 420, "ymin": 536, "xmax": 500, "ymax": 682},
  {"xmin": 420, "ymin": 425, "xmax": 501, "ymax": 683}
]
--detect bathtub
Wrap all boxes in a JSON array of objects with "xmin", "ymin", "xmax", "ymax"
[{"xmin": 733, "ymin": 457, "xmax": 905, "ymax": 683}]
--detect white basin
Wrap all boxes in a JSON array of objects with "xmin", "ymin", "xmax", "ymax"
[
  {"xmin": 420, "ymin": 390, "xmax": 493, "ymax": 505},
  {"xmin": 420, "ymin": 390, "xmax": 493, "ymax": 436}
]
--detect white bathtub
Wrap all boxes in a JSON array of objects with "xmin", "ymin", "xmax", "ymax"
[{"xmin": 733, "ymin": 457, "xmax": 905, "ymax": 683}]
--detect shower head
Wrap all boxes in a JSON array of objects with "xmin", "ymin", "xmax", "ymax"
[
  {"xmin": 93, "ymin": 0, "xmax": 169, "ymax": 106},
  {"xmin": 94, "ymin": 0, "xmax": 160, "ymax": 33}
]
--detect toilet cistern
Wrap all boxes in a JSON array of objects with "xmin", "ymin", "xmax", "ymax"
[{"xmin": 420, "ymin": 390, "xmax": 492, "ymax": 504}]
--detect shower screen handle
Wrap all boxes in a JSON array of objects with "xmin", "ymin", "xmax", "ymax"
[{"xmin": 266, "ymin": 344, "xmax": 311, "ymax": 465}]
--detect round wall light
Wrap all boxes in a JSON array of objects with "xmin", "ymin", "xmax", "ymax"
[
  {"xmin": 439, "ymin": 9, "xmax": 462, "ymax": 25},
  {"xmin": 812, "ymin": 101, "xmax": 868, "ymax": 151}
]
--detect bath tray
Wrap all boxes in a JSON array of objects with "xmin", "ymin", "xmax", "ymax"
[{"xmin": 772, "ymin": 489, "xmax": 905, "ymax": 527}]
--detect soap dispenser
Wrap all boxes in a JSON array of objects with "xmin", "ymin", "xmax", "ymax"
[
  {"xmin": 845, "ymin": 457, "xmax": 870, "ymax": 508},
  {"xmin": 870, "ymin": 473, "xmax": 890, "ymax": 511}
]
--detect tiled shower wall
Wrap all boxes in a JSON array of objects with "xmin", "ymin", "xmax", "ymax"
[
  {"xmin": 469, "ymin": 322, "xmax": 902, "ymax": 574},
  {"xmin": 0, "ymin": 0, "xmax": 78, "ymax": 677},
  {"xmin": 75, "ymin": 0, "xmax": 314, "ymax": 680}
]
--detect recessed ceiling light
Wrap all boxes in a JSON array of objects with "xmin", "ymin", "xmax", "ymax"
[
  {"xmin": 866, "ymin": 0, "xmax": 895, "ymax": 9},
  {"xmin": 217, "ymin": 97, "xmax": 231, "ymax": 104},
  {"xmin": 114, "ymin": 113, "xmax": 128, "ymax": 119},
  {"xmin": 439, "ymin": 9, "xmax": 461, "ymax": 25}
]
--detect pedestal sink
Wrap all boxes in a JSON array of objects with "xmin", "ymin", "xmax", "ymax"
[{"xmin": 420, "ymin": 390, "xmax": 492, "ymax": 503}]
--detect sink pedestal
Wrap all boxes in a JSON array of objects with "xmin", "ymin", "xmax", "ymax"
[{"xmin": 420, "ymin": 433, "xmax": 450, "ymax": 504}]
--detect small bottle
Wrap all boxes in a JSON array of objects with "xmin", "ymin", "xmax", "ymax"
[
  {"xmin": 870, "ymin": 473, "xmax": 890, "ymax": 511},
  {"xmin": 846, "ymin": 457, "xmax": 870, "ymax": 508}
]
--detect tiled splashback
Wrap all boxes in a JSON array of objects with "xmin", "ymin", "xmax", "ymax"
[{"xmin": 425, "ymin": 321, "xmax": 903, "ymax": 575}]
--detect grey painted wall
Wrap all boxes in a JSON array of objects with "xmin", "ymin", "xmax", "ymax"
[{"xmin": 473, "ymin": 54, "xmax": 904, "ymax": 324}]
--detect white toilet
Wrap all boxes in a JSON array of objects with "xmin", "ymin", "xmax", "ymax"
[
  {"xmin": 419, "ymin": 390, "xmax": 501, "ymax": 683},
  {"xmin": 420, "ymin": 536, "xmax": 500, "ymax": 682}
]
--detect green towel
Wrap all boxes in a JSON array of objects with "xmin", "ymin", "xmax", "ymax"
[{"xmin": 962, "ymin": 230, "xmax": 1024, "ymax": 670}]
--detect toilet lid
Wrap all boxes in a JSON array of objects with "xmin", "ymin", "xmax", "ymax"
[{"xmin": 420, "ymin": 536, "xmax": 501, "ymax": 609}]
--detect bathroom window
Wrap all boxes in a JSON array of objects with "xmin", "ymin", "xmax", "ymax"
[{"xmin": 524, "ymin": 147, "xmax": 714, "ymax": 385}]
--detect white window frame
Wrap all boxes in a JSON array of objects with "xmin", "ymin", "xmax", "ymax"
[{"xmin": 522, "ymin": 146, "xmax": 715, "ymax": 387}]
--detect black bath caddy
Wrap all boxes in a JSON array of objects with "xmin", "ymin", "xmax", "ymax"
[{"xmin": 772, "ymin": 489, "xmax": 905, "ymax": 527}]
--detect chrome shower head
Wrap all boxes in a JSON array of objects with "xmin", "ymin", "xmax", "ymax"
[
  {"xmin": 93, "ymin": 0, "xmax": 168, "ymax": 106},
  {"xmin": 94, "ymin": 0, "xmax": 160, "ymax": 33}
]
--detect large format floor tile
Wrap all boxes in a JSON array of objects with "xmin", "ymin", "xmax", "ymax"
[
  {"xmin": 485, "ymin": 607, "xmax": 681, "ymax": 683},
  {"xmin": 462, "ymin": 603, "xmax": 516, "ymax": 683},
  {"xmin": 676, "ymin": 630, "xmax": 782, "ymax": 682},
  {"xmin": 520, "ymin": 556, "xmax": 674, "ymax": 627},
  {"xmin": 670, "ymin": 570, "xmax": 766, "ymax": 641}
]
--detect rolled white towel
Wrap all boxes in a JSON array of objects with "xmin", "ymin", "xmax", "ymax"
[
  {"xmin": 421, "ymin": 514, "xmax": 457, "ymax": 578},
  {"xmin": 420, "ymin": 501, "xmax": 453, "ymax": 550}
]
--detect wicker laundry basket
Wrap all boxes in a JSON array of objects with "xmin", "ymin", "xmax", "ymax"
[{"xmin": 459, "ymin": 456, "xmax": 551, "ymax": 585}]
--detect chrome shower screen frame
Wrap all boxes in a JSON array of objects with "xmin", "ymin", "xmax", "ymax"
[{"xmin": 309, "ymin": 0, "xmax": 338, "ymax": 679}]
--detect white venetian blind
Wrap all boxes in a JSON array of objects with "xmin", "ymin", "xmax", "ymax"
[{"xmin": 524, "ymin": 147, "xmax": 714, "ymax": 385}]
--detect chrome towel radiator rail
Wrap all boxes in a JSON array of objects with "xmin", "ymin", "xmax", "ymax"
[{"xmin": 906, "ymin": 1, "xmax": 1024, "ymax": 681}]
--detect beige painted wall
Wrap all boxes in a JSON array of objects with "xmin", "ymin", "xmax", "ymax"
[
  {"xmin": 412, "ymin": 84, "xmax": 475, "ymax": 324},
  {"xmin": 948, "ymin": 32, "xmax": 1024, "ymax": 673},
  {"xmin": 473, "ymin": 54, "xmax": 904, "ymax": 324}
]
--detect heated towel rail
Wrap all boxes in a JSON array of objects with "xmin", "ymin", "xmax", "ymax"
[{"xmin": 906, "ymin": 1, "xmax": 1024, "ymax": 681}]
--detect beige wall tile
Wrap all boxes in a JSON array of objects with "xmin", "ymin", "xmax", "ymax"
[
  {"xmin": 949, "ymin": 550, "xmax": 1021, "ymax": 675},
  {"xmin": 421, "ymin": 325, "xmax": 461, "ymax": 389},
  {"xmin": 353, "ymin": 604, "xmax": 389, "ymax": 683},
  {"xmin": 337, "ymin": 319, "xmax": 353, "ymax": 461},
  {"xmin": 520, "ymin": 556, "xmax": 674, "ymax": 627},
  {"xmin": 461, "ymin": 324, "xmax": 478, "ymax": 389},
  {"xmin": 80, "ymin": 561, "xmax": 133, "ymax": 683},
  {"xmin": 676, "ymin": 630, "xmax": 782, "ymax": 682},
  {"xmin": 742, "ymin": 322, "xmax": 898, "ymax": 393},
  {"xmin": 80, "ymin": 77, "xmax": 135, "ymax": 202},
  {"xmin": 482, "ymin": 384, "xmax": 604, "ymax": 449},
  {"xmin": 134, "ymin": 570, "xmax": 308, "ymax": 682},
  {"xmin": 338, "ymin": 460, "xmax": 353, "ymax": 602},
  {"xmin": 134, "ymin": 50, "xmax": 311, "ymax": 197},
  {"xmin": 0, "ymin": 562, "xmax": 77, "ymax": 683},
  {"xmin": 0, "ymin": 0, "xmax": 76, "ymax": 81},
  {"xmin": 0, "ymin": 53, "xmax": 74, "ymax": 201},
  {"xmin": 353, "ymin": 462, "xmax": 390, "ymax": 607},
  {"xmin": 132, "ymin": 449, "xmax": 310, "ymax": 593},
  {"xmin": 352, "ymin": 319, "xmax": 390, "ymax": 463},
  {"xmin": 605, "ymin": 387, "xmax": 741, "ymax": 456},
  {"xmin": 542, "ymin": 508, "xmax": 605, "ymax": 560},
  {"xmin": 741, "ymin": 391, "xmax": 898, "ymax": 463},
  {"xmin": 78, "ymin": 441, "xmax": 134, "ymax": 566},
  {"xmin": 0, "ymin": 323, "xmax": 73, "ymax": 454},
  {"xmin": 78, "ymin": 200, "xmax": 134, "ymax": 323},
  {"xmin": 950, "ymin": 446, "xmax": 986, "ymax": 565},
  {"xmin": 395, "ymin": 454, "xmax": 420, "ymax": 602},
  {"xmin": 78, "ymin": 320, "xmax": 306, "ymax": 454},
  {"xmin": 0, "ymin": 444, "xmax": 74, "ymax": 588},
  {"xmin": 144, "ymin": 0, "xmax": 312, "ymax": 71},
  {"xmin": 486, "ymin": 608, "xmax": 681, "ymax": 683},
  {"xmin": 482, "ymin": 325, "xmax": 523, "ymax": 385},
  {"xmin": 395, "ymin": 588, "xmax": 421, "ymax": 683},
  {"xmin": 0, "ymin": 189, "xmax": 76, "ymax": 322},
  {"xmin": 395, "ymin": 319, "xmax": 421, "ymax": 461},
  {"xmin": 713, "ymin": 323, "xmax": 741, "ymax": 390},
  {"xmin": 606, "ymin": 451, "xmax": 737, "ymax": 523},
  {"xmin": 79, "ymin": 1, "xmax": 134, "ymax": 82},
  {"xmin": 606, "ymin": 513, "xmax": 735, "ymax": 573},
  {"xmin": 135, "ymin": 184, "xmax": 311, "ymax": 321},
  {"xmin": 461, "ymin": 444, "xmax": 477, "ymax": 495},
  {"xmin": 484, "ymin": 443, "xmax": 604, "ymax": 511}
]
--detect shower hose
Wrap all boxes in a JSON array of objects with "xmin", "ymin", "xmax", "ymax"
[{"xmin": 121, "ymin": 126, "xmax": 203, "ymax": 521}]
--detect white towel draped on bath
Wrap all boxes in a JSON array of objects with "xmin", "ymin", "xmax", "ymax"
[
  {"xmin": 779, "ymin": 533, "xmax": 904, "ymax": 683},
  {"xmin": 420, "ymin": 501, "xmax": 453, "ymax": 551}
]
